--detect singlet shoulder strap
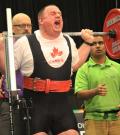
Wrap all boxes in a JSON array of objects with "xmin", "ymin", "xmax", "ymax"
[
  {"xmin": 26, "ymin": 33, "xmax": 38, "ymax": 49},
  {"xmin": 63, "ymin": 35, "xmax": 71, "ymax": 48},
  {"xmin": 26, "ymin": 33, "xmax": 41, "ymax": 60}
]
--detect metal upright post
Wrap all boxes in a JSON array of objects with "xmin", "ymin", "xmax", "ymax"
[
  {"xmin": 5, "ymin": 8, "xmax": 20, "ymax": 135},
  {"xmin": 115, "ymin": 0, "xmax": 118, "ymax": 8}
]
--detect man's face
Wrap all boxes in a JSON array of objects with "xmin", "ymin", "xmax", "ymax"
[
  {"xmin": 90, "ymin": 36, "xmax": 106, "ymax": 57},
  {"xmin": 39, "ymin": 5, "xmax": 63, "ymax": 35},
  {"xmin": 13, "ymin": 16, "xmax": 32, "ymax": 35}
]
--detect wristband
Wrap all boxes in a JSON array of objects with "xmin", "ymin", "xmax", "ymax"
[{"xmin": 84, "ymin": 41, "xmax": 93, "ymax": 46}]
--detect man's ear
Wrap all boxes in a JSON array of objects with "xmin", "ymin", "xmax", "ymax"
[{"xmin": 38, "ymin": 17, "xmax": 43, "ymax": 25}]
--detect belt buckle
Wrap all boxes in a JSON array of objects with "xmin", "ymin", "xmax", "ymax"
[
  {"xmin": 103, "ymin": 112, "xmax": 108, "ymax": 119},
  {"xmin": 32, "ymin": 77, "xmax": 39, "ymax": 91}
]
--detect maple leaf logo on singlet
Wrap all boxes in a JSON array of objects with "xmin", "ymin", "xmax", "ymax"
[{"xmin": 51, "ymin": 47, "xmax": 63, "ymax": 58}]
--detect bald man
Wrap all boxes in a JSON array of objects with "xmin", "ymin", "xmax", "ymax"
[{"xmin": 12, "ymin": 13, "xmax": 32, "ymax": 35}]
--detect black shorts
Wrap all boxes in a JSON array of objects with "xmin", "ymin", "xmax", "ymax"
[{"xmin": 31, "ymin": 92, "xmax": 78, "ymax": 134}]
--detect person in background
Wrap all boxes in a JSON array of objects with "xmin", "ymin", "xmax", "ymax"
[
  {"xmin": 12, "ymin": 13, "xmax": 32, "ymax": 35},
  {"xmin": 0, "ymin": 13, "xmax": 32, "ymax": 135},
  {"xmin": 0, "ymin": 4, "xmax": 94, "ymax": 135},
  {"xmin": 75, "ymin": 34, "xmax": 120, "ymax": 135}
]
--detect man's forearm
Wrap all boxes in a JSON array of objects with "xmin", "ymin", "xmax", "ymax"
[
  {"xmin": 73, "ymin": 43, "xmax": 90, "ymax": 71},
  {"xmin": 76, "ymin": 88, "xmax": 97, "ymax": 100}
]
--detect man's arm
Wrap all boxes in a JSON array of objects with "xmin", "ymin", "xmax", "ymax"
[
  {"xmin": 73, "ymin": 43, "xmax": 90, "ymax": 71},
  {"xmin": 76, "ymin": 84, "xmax": 107, "ymax": 100},
  {"xmin": 75, "ymin": 65, "xmax": 107, "ymax": 100},
  {"xmin": 73, "ymin": 29, "xmax": 94, "ymax": 71}
]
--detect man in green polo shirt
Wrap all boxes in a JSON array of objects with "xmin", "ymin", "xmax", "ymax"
[{"xmin": 75, "ymin": 34, "xmax": 120, "ymax": 135}]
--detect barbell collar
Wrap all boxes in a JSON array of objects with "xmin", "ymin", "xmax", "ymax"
[{"xmin": 108, "ymin": 30, "xmax": 116, "ymax": 38}]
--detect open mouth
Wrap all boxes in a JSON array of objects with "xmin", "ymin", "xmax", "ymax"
[{"xmin": 54, "ymin": 20, "xmax": 60, "ymax": 27}]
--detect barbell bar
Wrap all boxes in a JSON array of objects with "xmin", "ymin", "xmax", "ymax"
[
  {"xmin": 63, "ymin": 30, "xmax": 116, "ymax": 38},
  {"xmin": 1, "ymin": 29, "xmax": 116, "ymax": 38}
]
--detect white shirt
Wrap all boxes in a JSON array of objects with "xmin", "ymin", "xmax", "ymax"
[{"xmin": 14, "ymin": 30, "xmax": 79, "ymax": 76}]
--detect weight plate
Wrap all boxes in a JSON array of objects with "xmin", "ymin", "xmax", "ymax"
[{"xmin": 103, "ymin": 8, "xmax": 120, "ymax": 59}]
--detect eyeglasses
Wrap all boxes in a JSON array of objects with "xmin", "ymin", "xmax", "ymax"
[
  {"xmin": 91, "ymin": 41, "xmax": 104, "ymax": 46},
  {"xmin": 13, "ymin": 24, "xmax": 32, "ymax": 29}
]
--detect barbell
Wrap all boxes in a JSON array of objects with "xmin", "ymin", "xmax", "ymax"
[{"xmin": 1, "ymin": 9, "xmax": 120, "ymax": 59}]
